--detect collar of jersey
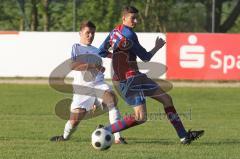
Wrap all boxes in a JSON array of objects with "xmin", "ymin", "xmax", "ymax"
[{"xmin": 79, "ymin": 42, "xmax": 91, "ymax": 47}]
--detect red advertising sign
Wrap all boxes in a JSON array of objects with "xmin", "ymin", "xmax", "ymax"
[{"xmin": 166, "ymin": 33, "xmax": 240, "ymax": 80}]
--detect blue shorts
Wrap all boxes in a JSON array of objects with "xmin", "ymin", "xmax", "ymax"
[{"xmin": 118, "ymin": 73, "xmax": 160, "ymax": 106}]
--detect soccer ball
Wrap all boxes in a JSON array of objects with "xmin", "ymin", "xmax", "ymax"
[{"xmin": 91, "ymin": 128, "xmax": 114, "ymax": 150}]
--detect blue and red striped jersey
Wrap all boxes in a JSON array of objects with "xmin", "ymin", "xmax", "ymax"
[{"xmin": 98, "ymin": 24, "xmax": 154, "ymax": 80}]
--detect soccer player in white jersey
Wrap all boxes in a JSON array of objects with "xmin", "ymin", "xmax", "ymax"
[{"xmin": 50, "ymin": 21, "xmax": 126, "ymax": 144}]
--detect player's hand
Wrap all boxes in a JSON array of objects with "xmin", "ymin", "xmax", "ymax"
[
  {"xmin": 107, "ymin": 52, "xmax": 113, "ymax": 58},
  {"xmin": 149, "ymin": 37, "xmax": 166, "ymax": 57},
  {"xmin": 154, "ymin": 37, "xmax": 166, "ymax": 51},
  {"xmin": 96, "ymin": 65, "xmax": 105, "ymax": 73}
]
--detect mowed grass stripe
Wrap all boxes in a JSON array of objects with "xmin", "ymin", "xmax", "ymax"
[{"xmin": 0, "ymin": 84, "xmax": 239, "ymax": 159}]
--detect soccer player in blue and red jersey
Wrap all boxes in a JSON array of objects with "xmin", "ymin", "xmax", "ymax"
[{"xmin": 98, "ymin": 6, "xmax": 204, "ymax": 144}]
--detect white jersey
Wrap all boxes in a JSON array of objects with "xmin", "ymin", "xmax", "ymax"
[
  {"xmin": 70, "ymin": 43, "xmax": 111, "ymax": 112},
  {"xmin": 71, "ymin": 43, "xmax": 104, "ymax": 86}
]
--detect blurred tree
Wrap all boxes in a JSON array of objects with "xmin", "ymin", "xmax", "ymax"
[
  {"xmin": 132, "ymin": 0, "xmax": 173, "ymax": 32},
  {"xmin": 167, "ymin": 1, "xmax": 206, "ymax": 32},
  {"xmin": 0, "ymin": 0, "xmax": 239, "ymax": 32},
  {"xmin": 0, "ymin": 0, "xmax": 21, "ymax": 30},
  {"xmin": 17, "ymin": 0, "xmax": 27, "ymax": 30},
  {"xmin": 30, "ymin": 0, "xmax": 39, "ymax": 31},
  {"xmin": 126, "ymin": 0, "xmax": 206, "ymax": 32},
  {"xmin": 200, "ymin": 0, "xmax": 240, "ymax": 32},
  {"xmin": 76, "ymin": 0, "xmax": 122, "ymax": 31},
  {"xmin": 216, "ymin": 0, "xmax": 240, "ymax": 32},
  {"xmin": 48, "ymin": 0, "xmax": 72, "ymax": 31},
  {"xmin": 42, "ymin": 0, "xmax": 51, "ymax": 31}
]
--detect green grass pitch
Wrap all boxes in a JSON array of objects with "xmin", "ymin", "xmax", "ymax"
[{"xmin": 0, "ymin": 84, "xmax": 239, "ymax": 159}]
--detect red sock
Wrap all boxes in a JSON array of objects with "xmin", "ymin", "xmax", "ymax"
[
  {"xmin": 105, "ymin": 115, "xmax": 141, "ymax": 133},
  {"xmin": 164, "ymin": 106, "xmax": 187, "ymax": 138}
]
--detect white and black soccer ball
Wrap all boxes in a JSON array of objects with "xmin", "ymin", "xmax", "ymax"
[{"xmin": 91, "ymin": 128, "xmax": 114, "ymax": 150}]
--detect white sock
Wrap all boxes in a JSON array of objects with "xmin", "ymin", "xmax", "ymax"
[
  {"xmin": 108, "ymin": 106, "xmax": 121, "ymax": 140},
  {"xmin": 63, "ymin": 120, "xmax": 77, "ymax": 140}
]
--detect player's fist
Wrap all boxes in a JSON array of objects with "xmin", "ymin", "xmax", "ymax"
[
  {"xmin": 96, "ymin": 65, "xmax": 105, "ymax": 73},
  {"xmin": 155, "ymin": 37, "xmax": 166, "ymax": 50}
]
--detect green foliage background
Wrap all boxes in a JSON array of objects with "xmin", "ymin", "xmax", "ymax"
[{"xmin": 0, "ymin": 0, "xmax": 240, "ymax": 32}]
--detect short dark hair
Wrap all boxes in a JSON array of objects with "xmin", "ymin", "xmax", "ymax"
[
  {"xmin": 122, "ymin": 6, "xmax": 139, "ymax": 16},
  {"xmin": 80, "ymin": 20, "xmax": 96, "ymax": 31}
]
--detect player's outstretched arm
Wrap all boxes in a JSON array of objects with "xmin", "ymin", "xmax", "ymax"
[
  {"xmin": 98, "ymin": 34, "xmax": 113, "ymax": 58},
  {"xmin": 71, "ymin": 62, "xmax": 105, "ymax": 73},
  {"xmin": 129, "ymin": 33, "xmax": 165, "ymax": 62},
  {"xmin": 71, "ymin": 61, "xmax": 94, "ymax": 71}
]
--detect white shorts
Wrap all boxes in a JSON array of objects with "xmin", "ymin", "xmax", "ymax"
[{"xmin": 70, "ymin": 81, "xmax": 111, "ymax": 111}]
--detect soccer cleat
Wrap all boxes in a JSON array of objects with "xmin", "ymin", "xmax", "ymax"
[
  {"xmin": 50, "ymin": 135, "xmax": 67, "ymax": 142},
  {"xmin": 96, "ymin": 124, "xmax": 105, "ymax": 129},
  {"xmin": 180, "ymin": 129, "xmax": 204, "ymax": 145},
  {"xmin": 115, "ymin": 137, "xmax": 128, "ymax": 144}
]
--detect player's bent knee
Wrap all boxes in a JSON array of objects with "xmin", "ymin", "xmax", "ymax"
[
  {"xmin": 135, "ymin": 113, "xmax": 147, "ymax": 124},
  {"xmin": 153, "ymin": 93, "xmax": 173, "ymax": 107},
  {"xmin": 162, "ymin": 94, "xmax": 173, "ymax": 106},
  {"xmin": 136, "ymin": 117, "xmax": 147, "ymax": 124},
  {"xmin": 102, "ymin": 90, "xmax": 118, "ymax": 108}
]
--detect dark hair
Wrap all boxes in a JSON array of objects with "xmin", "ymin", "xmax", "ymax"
[
  {"xmin": 122, "ymin": 6, "xmax": 139, "ymax": 16},
  {"xmin": 80, "ymin": 21, "xmax": 96, "ymax": 31}
]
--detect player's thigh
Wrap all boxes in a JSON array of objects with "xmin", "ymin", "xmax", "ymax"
[
  {"xmin": 70, "ymin": 108, "xmax": 87, "ymax": 120},
  {"xmin": 101, "ymin": 90, "xmax": 118, "ymax": 108},
  {"xmin": 131, "ymin": 75, "xmax": 173, "ymax": 107},
  {"xmin": 150, "ymin": 88, "xmax": 173, "ymax": 107},
  {"xmin": 117, "ymin": 80, "xmax": 146, "ymax": 106},
  {"xmin": 71, "ymin": 94, "xmax": 96, "ymax": 111},
  {"xmin": 94, "ymin": 82, "xmax": 117, "ymax": 108},
  {"xmin": 94, "ymin": 81, "xmax": 112, "ymax": 98}
]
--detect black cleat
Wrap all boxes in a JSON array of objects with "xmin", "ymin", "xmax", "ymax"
[
  {"xmin": 115, "ymin": 137, "xmax": 128, "ymax": 144},
  {"xmin": 96, "ymin": 124, "xmax": 105, "ymax": 129},
  {"xmin": 50, "ymin": 135, "xmax": 67, "ymax": 142},
  {"xmin": 181, "ymin": 129, "xmax": 204, "ymax": 145}
]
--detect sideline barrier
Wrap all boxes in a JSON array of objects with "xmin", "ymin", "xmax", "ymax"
[{"xmin": 0, "ymin": 32, "xmax": 165, "ymax": 79}]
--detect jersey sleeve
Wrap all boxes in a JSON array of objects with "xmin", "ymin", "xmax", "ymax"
[
  {"xmin": 98, "ymin": 34, "xmax": 111, "ymax": 58},
  {"xmin": 128, "ymin": 32, "xmax": 153, "ymax": 61},
  {"xmin": 71, "ymin": 44, "xmax": 78, "ymax": 61}
]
